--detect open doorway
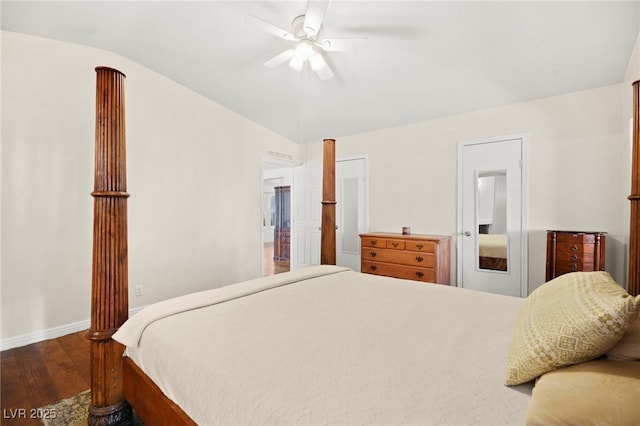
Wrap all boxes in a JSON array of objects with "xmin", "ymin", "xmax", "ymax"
[{"xmin": 262, "ymin": 161, "xmax": 293, "ymax": 276}]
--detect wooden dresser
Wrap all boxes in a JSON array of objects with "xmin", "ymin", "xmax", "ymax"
[
  {"xmin": 545, "ymin": 230, "xmax": 606, "ymax": 281},
  {"xmin": 360, "ymin": 232, "xmax": 451, "ymax": 285}
]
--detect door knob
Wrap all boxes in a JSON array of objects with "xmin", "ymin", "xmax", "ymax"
[{"xmin": 463, "ymin": 231, "xmax": 472, "ymax": 237}]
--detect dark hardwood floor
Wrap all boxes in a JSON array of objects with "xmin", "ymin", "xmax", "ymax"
[{"xmin": 1, "ymin": 331, "xmax": 90, "ymax": 425}]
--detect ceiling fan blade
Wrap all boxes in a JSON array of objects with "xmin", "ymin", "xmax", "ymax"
[
  {"xmin": 319, "ymin": 37, "xmax": 368, "ymax": 52},
  {"xmin": 303, "ymin": 0, "xmax": 329, "ymax": 37},
  {"xmin": 309, "ymin": 50, "xmax": 334, "ymax": 80},
  {"xmin": 246, "ymin": 14, "xmax": 296, "ymax": 41},
  {"xmin": 263, "ymin": 49, "xmax": 296, "ymax": 68}
]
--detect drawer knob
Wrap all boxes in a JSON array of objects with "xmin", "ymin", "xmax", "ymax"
[
  {"xmin": 370, "ymin": 265, "xmax": 377, "ymax": 271},
  {"xmin": 416, "ymin": 271, "xmax": 424, "ymax": 278},
  {"xmin": 572, "ymin": 254, "xmax": 578, "ymax": 261},
  {"xmin": 370, "ymin": 251, "xmax": 377, "ymax": 258},
  {"xmin": 370, "ymin": 241, "xmax": 377, "ymax": 246},
  {"xmin": 571, "ymin": 264, "xmax": 578, "ymax": 271},
  {"xmin": 416, "ymin": 244, "xmax": 424, "ymax": 249},
  {"xmin": 571, "ymin": 245, "xmax": 578, "ymax": 251},
  {"xmin": 416, "ymin": 256, "xmax": 424, "ymax": 263},
  {"xmin": 391, "ymin": 242, "xmax": 399, "ymax": 248}
]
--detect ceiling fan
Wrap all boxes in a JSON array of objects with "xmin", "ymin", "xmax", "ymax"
[{"xmin": 246, "ymin": 0, "xmax": 367, "ymax": 80}]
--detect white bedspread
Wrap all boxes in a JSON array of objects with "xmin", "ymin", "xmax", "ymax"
[
  {"xmin": 479, "ymin": 233, "xmax": 507, "ymax": 258},
  {"xmin": 115, "ymin": 265, "xmax": 532, "ymax": 425}
]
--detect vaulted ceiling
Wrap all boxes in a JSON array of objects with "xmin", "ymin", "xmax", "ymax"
[{"xmin": 2, "ymin": 1, "xmax": 639, "ymax": 142}]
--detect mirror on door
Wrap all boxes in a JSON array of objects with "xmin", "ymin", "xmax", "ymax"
[{"xmin": 476, "ymin": 170, "xmax": 508, "ymax": 272}]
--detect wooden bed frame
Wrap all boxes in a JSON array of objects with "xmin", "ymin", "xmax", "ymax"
[
  {"xmin": 86, "ymin": 67, "xmax": 640, "ymax": 425},
  {"xmin": 479, "ymin": 256, "xmax": 508, "ymax": 272}
]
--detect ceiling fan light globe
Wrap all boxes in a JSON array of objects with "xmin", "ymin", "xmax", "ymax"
[
  {"xmin": 294, "ymin": 40, "xmax": 313, "ymax": 60},
  {"xmin": 309, "ymin": 50, "xmax": 333, "ymax": 80},
  {"xmin": 289, "ymin": 56, "xmax": 305, "ymax": 71},
  {"xmin": 308, "ymin": 50, "xmax": 323, "ymax": 71}
]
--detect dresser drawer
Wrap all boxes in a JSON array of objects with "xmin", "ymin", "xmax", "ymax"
[
  {"xmin": 362, "ymin": 261, "xmax": 436, "ymax": 283},
  {"xmin": 556, "ymin": 242, "xmax": 595, "ymax": 255},
  {"xmin": 555, "ymin": 251, "xmax": 594, "ymax": 264},
  {"xmin": 362, "ymin": 248, "xmax": 435, "ymax": 268},
  {"xmin": 361, "ymin": 237, "xmax": 387, "ymax": 248},
  {"xmin": 406, "ymin": 240, "xmax": 436, "ymax": 253},
  {"xmin": 386, "ymin": 239, "xmax": 406, "ymax": 250},
  {"xmin": 554, "ymin": 261, "xmax": 598, "ymax": 274},
  {"xmin": 555, "ymin": 233, "xmax": 598, "ymax": 244}
]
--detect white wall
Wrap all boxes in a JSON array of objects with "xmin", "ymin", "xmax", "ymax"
[
  {"xmin": 1, "ymin": 31, "xmax": 299, "ymax": 347},
  {"xmin": 303, "ymin": 83, "xmax": 630, "ymax": 292}
]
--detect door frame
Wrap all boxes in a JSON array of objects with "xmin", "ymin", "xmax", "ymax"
[
  {"xmin": 336, "ymin": 155, "xmax": 369, "ymax": 271},
  {"xmin": 456, "ymin": 133, "xmax": 529, "ymax": 297},
  {"xmin": 261, "ymin": 158, "xmax": 295, "ymax": 276}
]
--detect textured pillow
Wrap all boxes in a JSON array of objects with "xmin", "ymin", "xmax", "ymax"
[
  {"xmin": 607, "ymin": 313, "xmax": 640, "ymax": 360},
  {"xmin": 525, "ymin": 359, "xmax": 640, "ymax": 426},
  {"xmin": 505, "ymin": 272, "xmax": 640, "ymax": 385}
]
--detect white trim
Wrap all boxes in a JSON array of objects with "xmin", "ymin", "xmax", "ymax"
[
  {"xmin": 0, "ymin": 306, "xmax": 146, "ymax": 351},
  {"xmin": 457, "ymin": 133, "xmax": 529, "ymax": 297},
  {"xmin": 260, "ymin": 158, "xmax": 297, "ymax": 277},
  {"xmin": 336, "ymin": 155, "xmax": 370, "ymax": 271},
  {"xmin": 337, "ymin": 153, "xmax": 370, "ymax": 234}
]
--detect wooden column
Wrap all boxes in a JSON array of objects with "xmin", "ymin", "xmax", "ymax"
[
  {"xmin": 87, "ymin": 67, "xmax": 133, "ymax": 425},
  {"xmin": 629, "ymin": 80, "xmax": 640, "ymax": 297},
  {"xmin": 321, "ymin": 138, "xmax": 336, "ymax": 265}
]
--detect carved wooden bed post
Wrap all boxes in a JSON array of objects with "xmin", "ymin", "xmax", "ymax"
[
  {"xmin": 629, "ymin": 80, "xmax": 640, "ymax": 297},
  {"xmin": 321, "ymin": 138, "xmax": 337, "ymax": 265},
  {"xmin": 87, "ymin": 66, "xmax": 132, "ymax": 425}
]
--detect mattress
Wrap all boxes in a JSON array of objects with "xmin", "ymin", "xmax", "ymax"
[{"xmin": 114, "ymin": 265, "xmax": 532, "ymax": 425}]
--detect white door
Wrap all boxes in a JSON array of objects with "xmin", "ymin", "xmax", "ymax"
[
  {"xmin": 336, "ymin": 157, "xmax": 367, "ymax": 271},
  {"xmin": 290, "ymin": 164, "xmax": 322, "ymax": 269},
  {"xmin": 457, "ymin": 136, "xmax": 528, "ymax": 297}
]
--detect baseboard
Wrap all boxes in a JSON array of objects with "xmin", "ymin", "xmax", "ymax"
[{"xmin": 0, "ymin": 306, "xmax": 146, "ymax": 351}]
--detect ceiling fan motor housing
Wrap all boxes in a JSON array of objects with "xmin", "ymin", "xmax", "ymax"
[{"xmin": 292, "ymin": 15, "xmax": 321, "ymax": 40}]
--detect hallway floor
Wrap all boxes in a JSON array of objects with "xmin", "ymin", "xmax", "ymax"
[{"xmin": 263, "ymin": 242, "xmax": 290, "ymax": 276}]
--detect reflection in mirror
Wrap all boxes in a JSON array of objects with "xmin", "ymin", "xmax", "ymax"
[
  {"xmin": 341, "ymin": 177, "xmax": 360, "ymax": 253},
  {"xmin": 477, "ymin": 171, "xmax": 508, "ymax": 272}
]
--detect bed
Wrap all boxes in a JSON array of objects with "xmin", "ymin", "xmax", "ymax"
[
  {"xmin": 114, "ymin": 265, "xmax": 532, "ymax": 425},
  {"xmin": 478, "ymin": 233, "xmax": 508, "ymax": 271},
  {"xmin": 87, "ymin": 67, "xmax": 640, "ymax": 425}
]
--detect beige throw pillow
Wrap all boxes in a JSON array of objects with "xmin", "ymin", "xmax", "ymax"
[{"xmin": 505, "ymin": 272, "xmax": 640, "ymax": 385}]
